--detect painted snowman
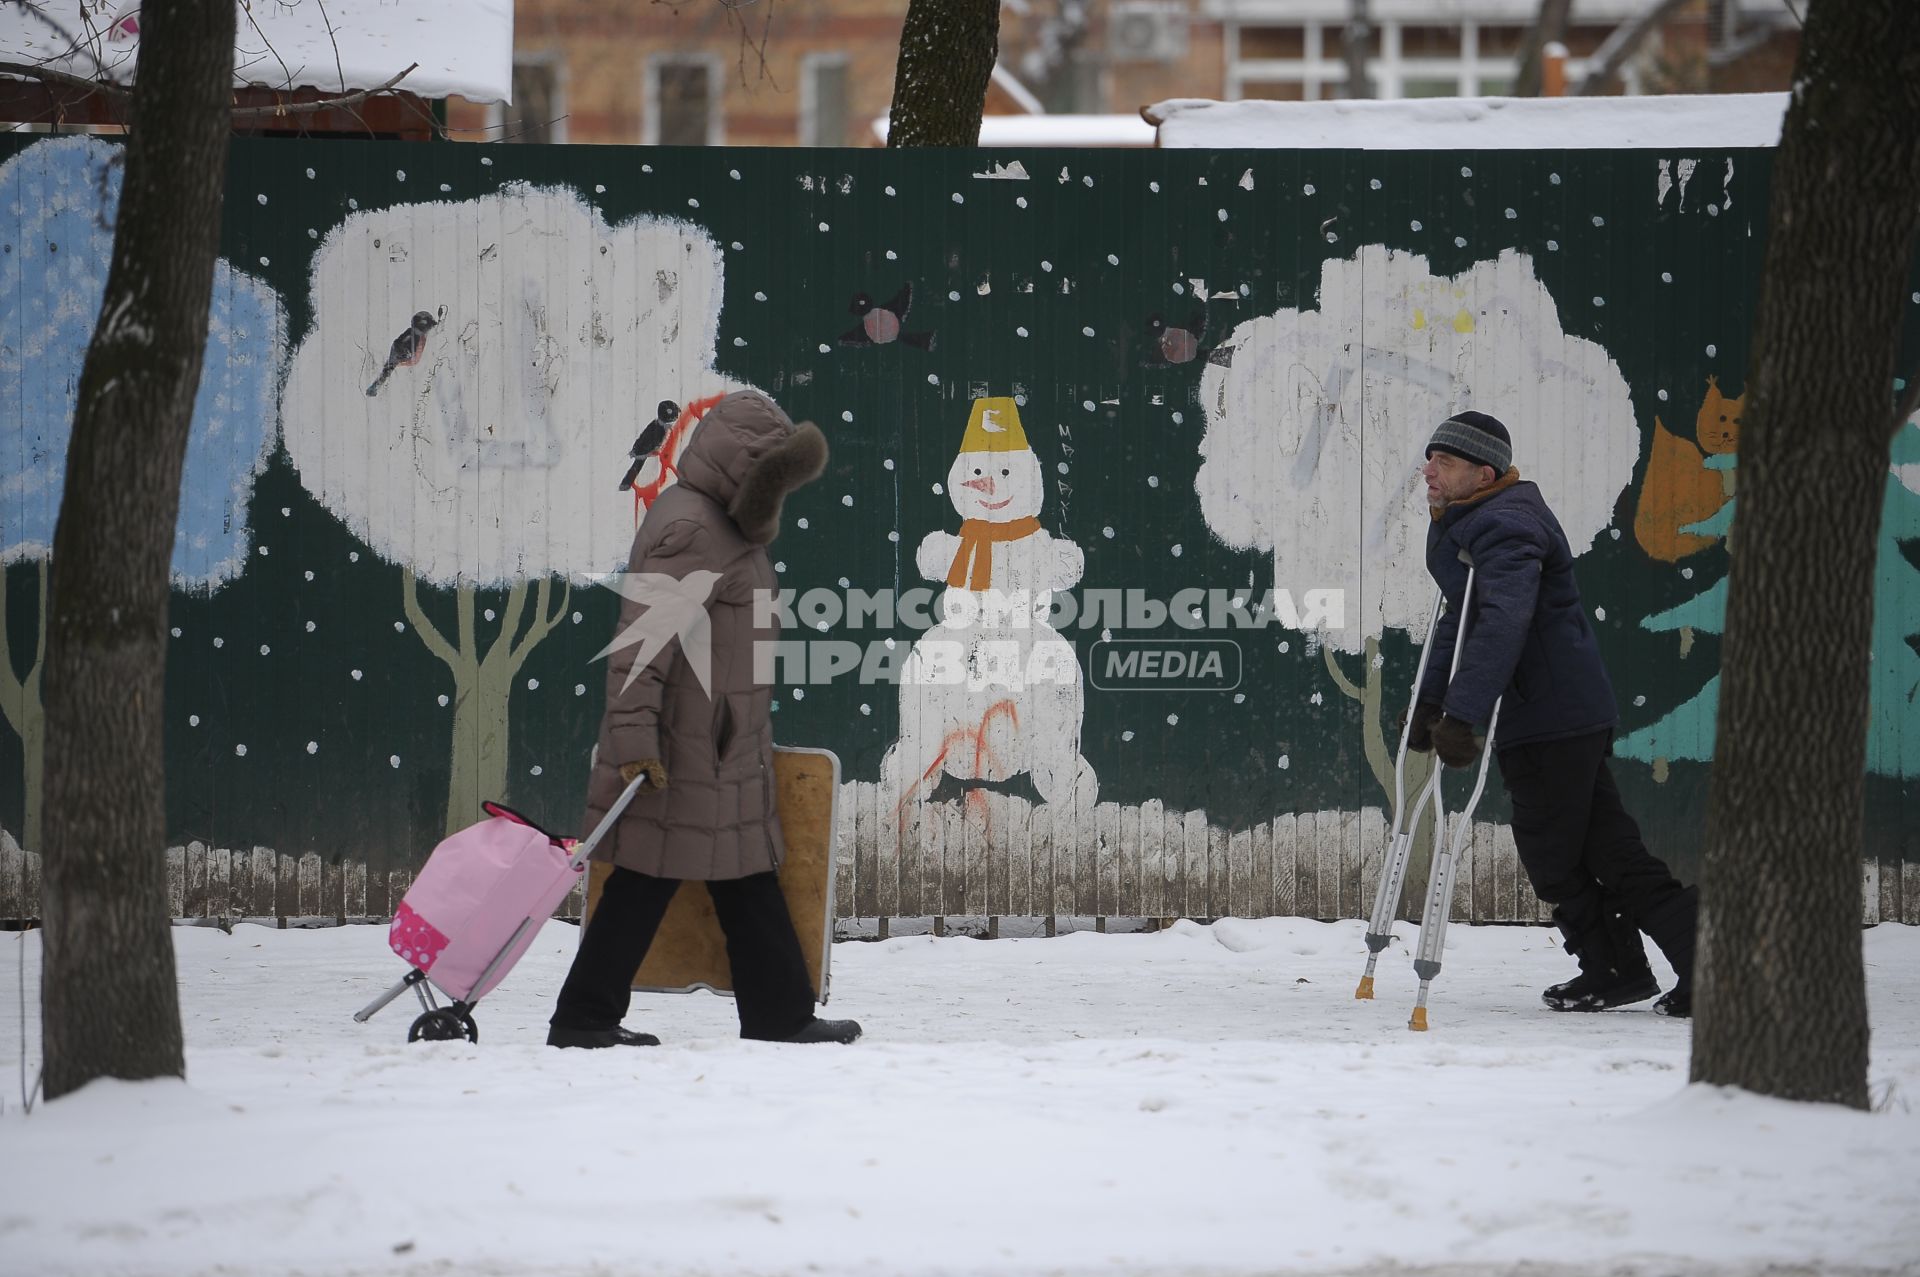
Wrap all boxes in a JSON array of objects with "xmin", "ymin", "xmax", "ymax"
[{"xmin": 882, "ymin": 397, "xmax": 1098, "ymax": 808}]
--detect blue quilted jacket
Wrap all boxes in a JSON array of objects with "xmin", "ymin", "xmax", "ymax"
[{"xmin": 1418, "ymin": 474, "xmax": 1618, "ymax": 750}]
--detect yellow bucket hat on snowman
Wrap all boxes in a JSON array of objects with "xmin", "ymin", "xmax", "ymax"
[{"xmin": 957, "ymin": 396, "xmax": 1031, "ymax": 453}]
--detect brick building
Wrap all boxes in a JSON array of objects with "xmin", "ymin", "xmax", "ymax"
[{"xmin": 444, "ymin": 1, "xmax": 1801, "ymax": 148}]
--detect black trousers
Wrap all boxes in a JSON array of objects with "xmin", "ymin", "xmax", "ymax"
[
  {"xmin": 1496, "ymin": 729, "xmax": 1697, "ymax": 973},
  {"xmin": 551, "ymin": 866, "xmax": 816, "ymax": 1041}
]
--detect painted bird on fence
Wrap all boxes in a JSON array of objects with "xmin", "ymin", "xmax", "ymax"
[
  {"xmin": 366, "ymin": 308, "xmax": 442, "ymax": 397},
  {"xmin": 840, "ymin": 284, "xmax": 934, "ymax": 351},
  {"xmin": 1144, "ymin": 310, "xmax": 1207, "ymax": 365},
  {"xmin": 620, "ymin": 399, "xmax": 680, "ymax": 491}
]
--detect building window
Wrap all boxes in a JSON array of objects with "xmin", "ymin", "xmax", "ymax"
[
  {"xmin": 1228, "ymin": 18, "xmax": 1595, "ymax": 101},
  {"xmin": 800, "ymin": 54, "xmax": 849, "ymax": 147},
  {"xmin": 646, "ymin": 55, "xmax": 722, "ymax": 146},
  {"xmin": 488, "ymin": 53, "xmax": 566, "ymax": 144}
]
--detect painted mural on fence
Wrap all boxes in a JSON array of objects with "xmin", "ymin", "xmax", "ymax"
[
  {"xmin": 3, "ymin": 135, "xmax": 1918, "ymax": 922},
  {"xmin": 0, "ymin": 137, "xmax": 285, "ymax": 856}
]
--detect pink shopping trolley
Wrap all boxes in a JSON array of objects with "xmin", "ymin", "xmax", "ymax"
[{"xmin": 353, "ymin": 773, "xmax": 649, "ymax": 1043}]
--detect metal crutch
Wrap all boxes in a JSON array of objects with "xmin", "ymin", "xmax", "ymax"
[
  {"xmin": 1355, "ymin": 584, "xmax": 1448, "ymax": 1001},
  {"xmin": 1406, "ymin": 564, "xmax": 1502, "ymax": 1031},
  {"xmin": 1407, "ymin": 698, "xmax": 1501, "ymax": 1030}
]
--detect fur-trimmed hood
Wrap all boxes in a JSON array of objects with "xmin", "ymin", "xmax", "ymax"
[{"xmin": 673, "ymin": 391, "xmax": 828, "ymax": 544}]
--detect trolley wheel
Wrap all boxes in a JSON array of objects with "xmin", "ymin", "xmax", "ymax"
[{"xmin": 407, "ymin": 1008, "xmax": 478, "ymax": 1044}]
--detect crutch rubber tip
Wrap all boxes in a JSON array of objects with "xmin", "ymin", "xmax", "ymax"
[
  {"xmin": 1354, "ymin": 977, "xmax": 1375, "ymax": 1000},
  {"xmin": 1408, "ymin": 1007, "xmax": 1429, "ymax": 1032}
]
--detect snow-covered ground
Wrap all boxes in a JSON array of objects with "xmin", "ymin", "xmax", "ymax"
[{"xmin": 2, "ymin": 917, "xmax": 1917, "ymax": 1277}]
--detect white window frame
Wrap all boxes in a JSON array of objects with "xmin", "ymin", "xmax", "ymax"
[
  {"xmin": 1226, "ymin": 18, "xmax": 1597, "ymax": 101},
  {"xmin": 798, "ymin": 52, "xmax": 851, "ymax": 147},
  {"xmin": 645, "ymin": 53, "xmax": 725, "ymax": 146},
  {"xmin": 484, "ymin": 50, "xmax": 568, "ymax": 144}
]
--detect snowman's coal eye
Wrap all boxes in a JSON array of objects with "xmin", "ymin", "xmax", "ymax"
[
  {"xmin": 973, "ymin": 468, "xmax": 982, "ymax": 476},
  {"xmin": 1000, "ymin": 469, "xmax": 1009, "ymax": 476}
]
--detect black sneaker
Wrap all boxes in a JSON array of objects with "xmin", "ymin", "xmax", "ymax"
[
  {"xmin": 1541, "ymin": 968, "xmax": 1660, "ymax": 1012},
  {"xmin": 546, "ymin": 1025, "xmax": 662, "ymax": 1049},
  {"xmin": 1651, "ymin": 987, "xmax": 1691, "ymax": 1018},
  {"xmin": 779, "ymin": 1018, "xmax": 862, "ymax": 1044}
]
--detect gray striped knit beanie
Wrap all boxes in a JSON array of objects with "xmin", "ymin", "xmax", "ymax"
[{"xmin": 1425, "ymin": 411, "xmax": 1511, "ymax": 475}]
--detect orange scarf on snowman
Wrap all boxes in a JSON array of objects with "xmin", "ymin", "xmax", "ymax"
[{"xmin": 946, "ymin": 517, "xmax": 1042, "ymax": 590}]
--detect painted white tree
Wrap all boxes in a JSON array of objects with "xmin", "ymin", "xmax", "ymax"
[
  {"xmin": 281, "ymin": 184, "xmax": 749, "ymax": 834},
  {"xmin": 1195, "ymin": 245, "xmax": 1639, "ymax": 797},
  {"xmin": 0, "ymin": 136, "xmax": 283, "ymax": 852}
]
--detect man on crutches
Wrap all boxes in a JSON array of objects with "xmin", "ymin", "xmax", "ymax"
[{"xmin": 1410, "ymin": 411, "xmax": 1698, "ymax": 1018}]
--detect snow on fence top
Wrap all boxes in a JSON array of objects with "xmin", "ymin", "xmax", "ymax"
[
  {"xmin": 0, "ymin": 0, "xmax": 512, "ymax": 104},
  {"xmin": 1146, "ymin": 92, "xmax": 1789, "ymax": 150},
  {"xmin": 871, "ymin": 113, "xmax": 1160, "ymax": 147}
]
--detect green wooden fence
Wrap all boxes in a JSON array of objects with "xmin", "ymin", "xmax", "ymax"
[{"xmin": 2, "ymin": 134, "xmax": 1916, "ymax": 925}]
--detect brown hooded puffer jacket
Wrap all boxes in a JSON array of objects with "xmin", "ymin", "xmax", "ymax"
[{"xmin": 583, "ymin": 391, "xmax": 828, "ymax": 879}]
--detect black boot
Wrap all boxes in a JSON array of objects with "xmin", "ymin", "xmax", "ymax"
[
  {"xmin": 1543, "ymin": 911, "xmax": 1658, "ymax": 1012},
  {"xmin": 1641, "ymin": 885, "xmax": 1699, "ymax": 1019},
  {"xmin": 778, "ymin": 1018, "xmax": 862, "ymax": 1044},
  {"xmin": 1651, "ymin": 987, "xmax": 1691, "ymax": 1018},
  {"xmin": 546, "ymin": 1025, "xmax": 662, "ymax": 1049}
]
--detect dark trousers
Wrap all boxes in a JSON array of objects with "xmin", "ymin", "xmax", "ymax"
[
  {"xmin": 1496, "ymin": 729, "xmax": 1697, "ymax": 977},
  {"xmin": 551, "ymin": 867, "xmax": 816, "ymax": 1041}
]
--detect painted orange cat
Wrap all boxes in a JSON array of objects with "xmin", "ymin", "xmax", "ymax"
[{"xmin": 1633, "ymin": 376, "xmax": 1745, "ymax": 562}]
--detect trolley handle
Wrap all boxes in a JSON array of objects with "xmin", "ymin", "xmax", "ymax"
[{"xmin": 566, "ymin": 770, "xmax": 652, "ymax": 870}]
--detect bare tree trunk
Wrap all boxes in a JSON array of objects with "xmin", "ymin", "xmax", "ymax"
[
  {"xmin": 1691, "ymin": 0, "xmax": 1920, "ymax": 1110},
  {"xmin": 1014, "ymin": 0, "xmax": 1093, "ymax": 112},
  {"xmin": 39, "ymin": 0, "xmax": 235, "ymax": 1102},
  {"xmin": 1513, "ymin": 0, "xmax": 1573, "ymax": 97},
  {"xmin": 887, "ymin": 0, "xmax": 1000, "ymax": 147},
  {"xmin": 1341, "ymin": 0, "xmax": 1374, "ymax": 99},
  {"xmin": 1576, "ymin": 0, "xmax": 1692, "ymax": 95}
]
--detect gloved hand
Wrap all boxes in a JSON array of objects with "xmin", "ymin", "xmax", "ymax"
[
  {"xmin": 619, "ymin": 758, "xmax": 668, "ymax": 790},
  {"xmin": 1402, "ymin": 701, "xmax": 1444, "ymax": 752},
  {"xmin": 1430, "ymin": 715, "xmax": 1481, "ymax": 769}
]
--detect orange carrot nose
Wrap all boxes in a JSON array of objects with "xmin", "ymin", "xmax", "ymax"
[{"xmin": 963, "ymin": 476, "xmax": 995, "ymax": 494}]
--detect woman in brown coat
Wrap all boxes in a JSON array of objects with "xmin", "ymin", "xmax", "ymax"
[{"xmin": 548, "ymin": 391, "xmax": 860, "ymax": 1047}]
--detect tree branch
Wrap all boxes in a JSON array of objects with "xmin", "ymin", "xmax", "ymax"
[
  {"xmin": 1577, "ymin": 0, "xmax": 1694, "ymax": 95},
  {"xmin": 1322, "ymin": 643, "xmax": 1365, "ymax": 701},
  {"xmin": 0, "ymin": 59, "xmax": 121, "ymax": 99},
  {"xmin": 0, "ymin": 563, "xmax": 22, "ymax": 716},
  {"xmin": 507, "ymin": 577, "xmax": 571, "ymax": 672},
  {"xmin": 457, "ymin": 580, "xmax": 476, "ymax": 663},
  {"xmin": 488, "ymin": 579, "xmax": 531, "ymax": 671},
  {"xmin": 401, "ymin": 568, "xmax": 460, "ymax": 670},
  {"xmin": 233, "ymin": 0, "xmax": 299, "ymax": 96},
  {"xmin": 0, "ymin": 59, "xmax": 418, "ymax": 120},
  {"xmin": 229, "ymin": 64, "xmax": 418, "ymax": 119}
]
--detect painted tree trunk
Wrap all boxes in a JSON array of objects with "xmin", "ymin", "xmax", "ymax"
[
  {"xmin": 444, "ymin": 645, "xmax": 514, "ymax": 837},
  {"xmin": 20, "ymin": 673, "xmax": 43, "ymax": 854},
  {"xmin": 1328, "ymin": 639, "xmax": 1439, "ymax": 916},
  {"xmin": 39, "ymin": 0, "xmax": 235, "ymax": 1102},
  {"xmin": 887, "ymin": 0, "xmax": 1000, "ymax": 148},
  {"xmin": 1692, "ymin": 0, "xmax": 1920, "ymax": 1109},
  {"xmin": 404, "ymin": 573, "xmax": 570, "ymax": 836},
  {"xmin": 0, "ymin": 557, "xmax": 46, "ymax": 852}
]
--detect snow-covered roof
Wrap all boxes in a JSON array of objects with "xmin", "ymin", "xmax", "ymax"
[
  {"xmin": 1147, "ymin": 92, "xmax": 1790, "ymax": 149},
  {"xmin": 870, "ymin": 113, "xmax": 1159, "ymax": 148},
  {"xmin": 0, "ymin": 0, "xmax": 513, "ymax": 104}
]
